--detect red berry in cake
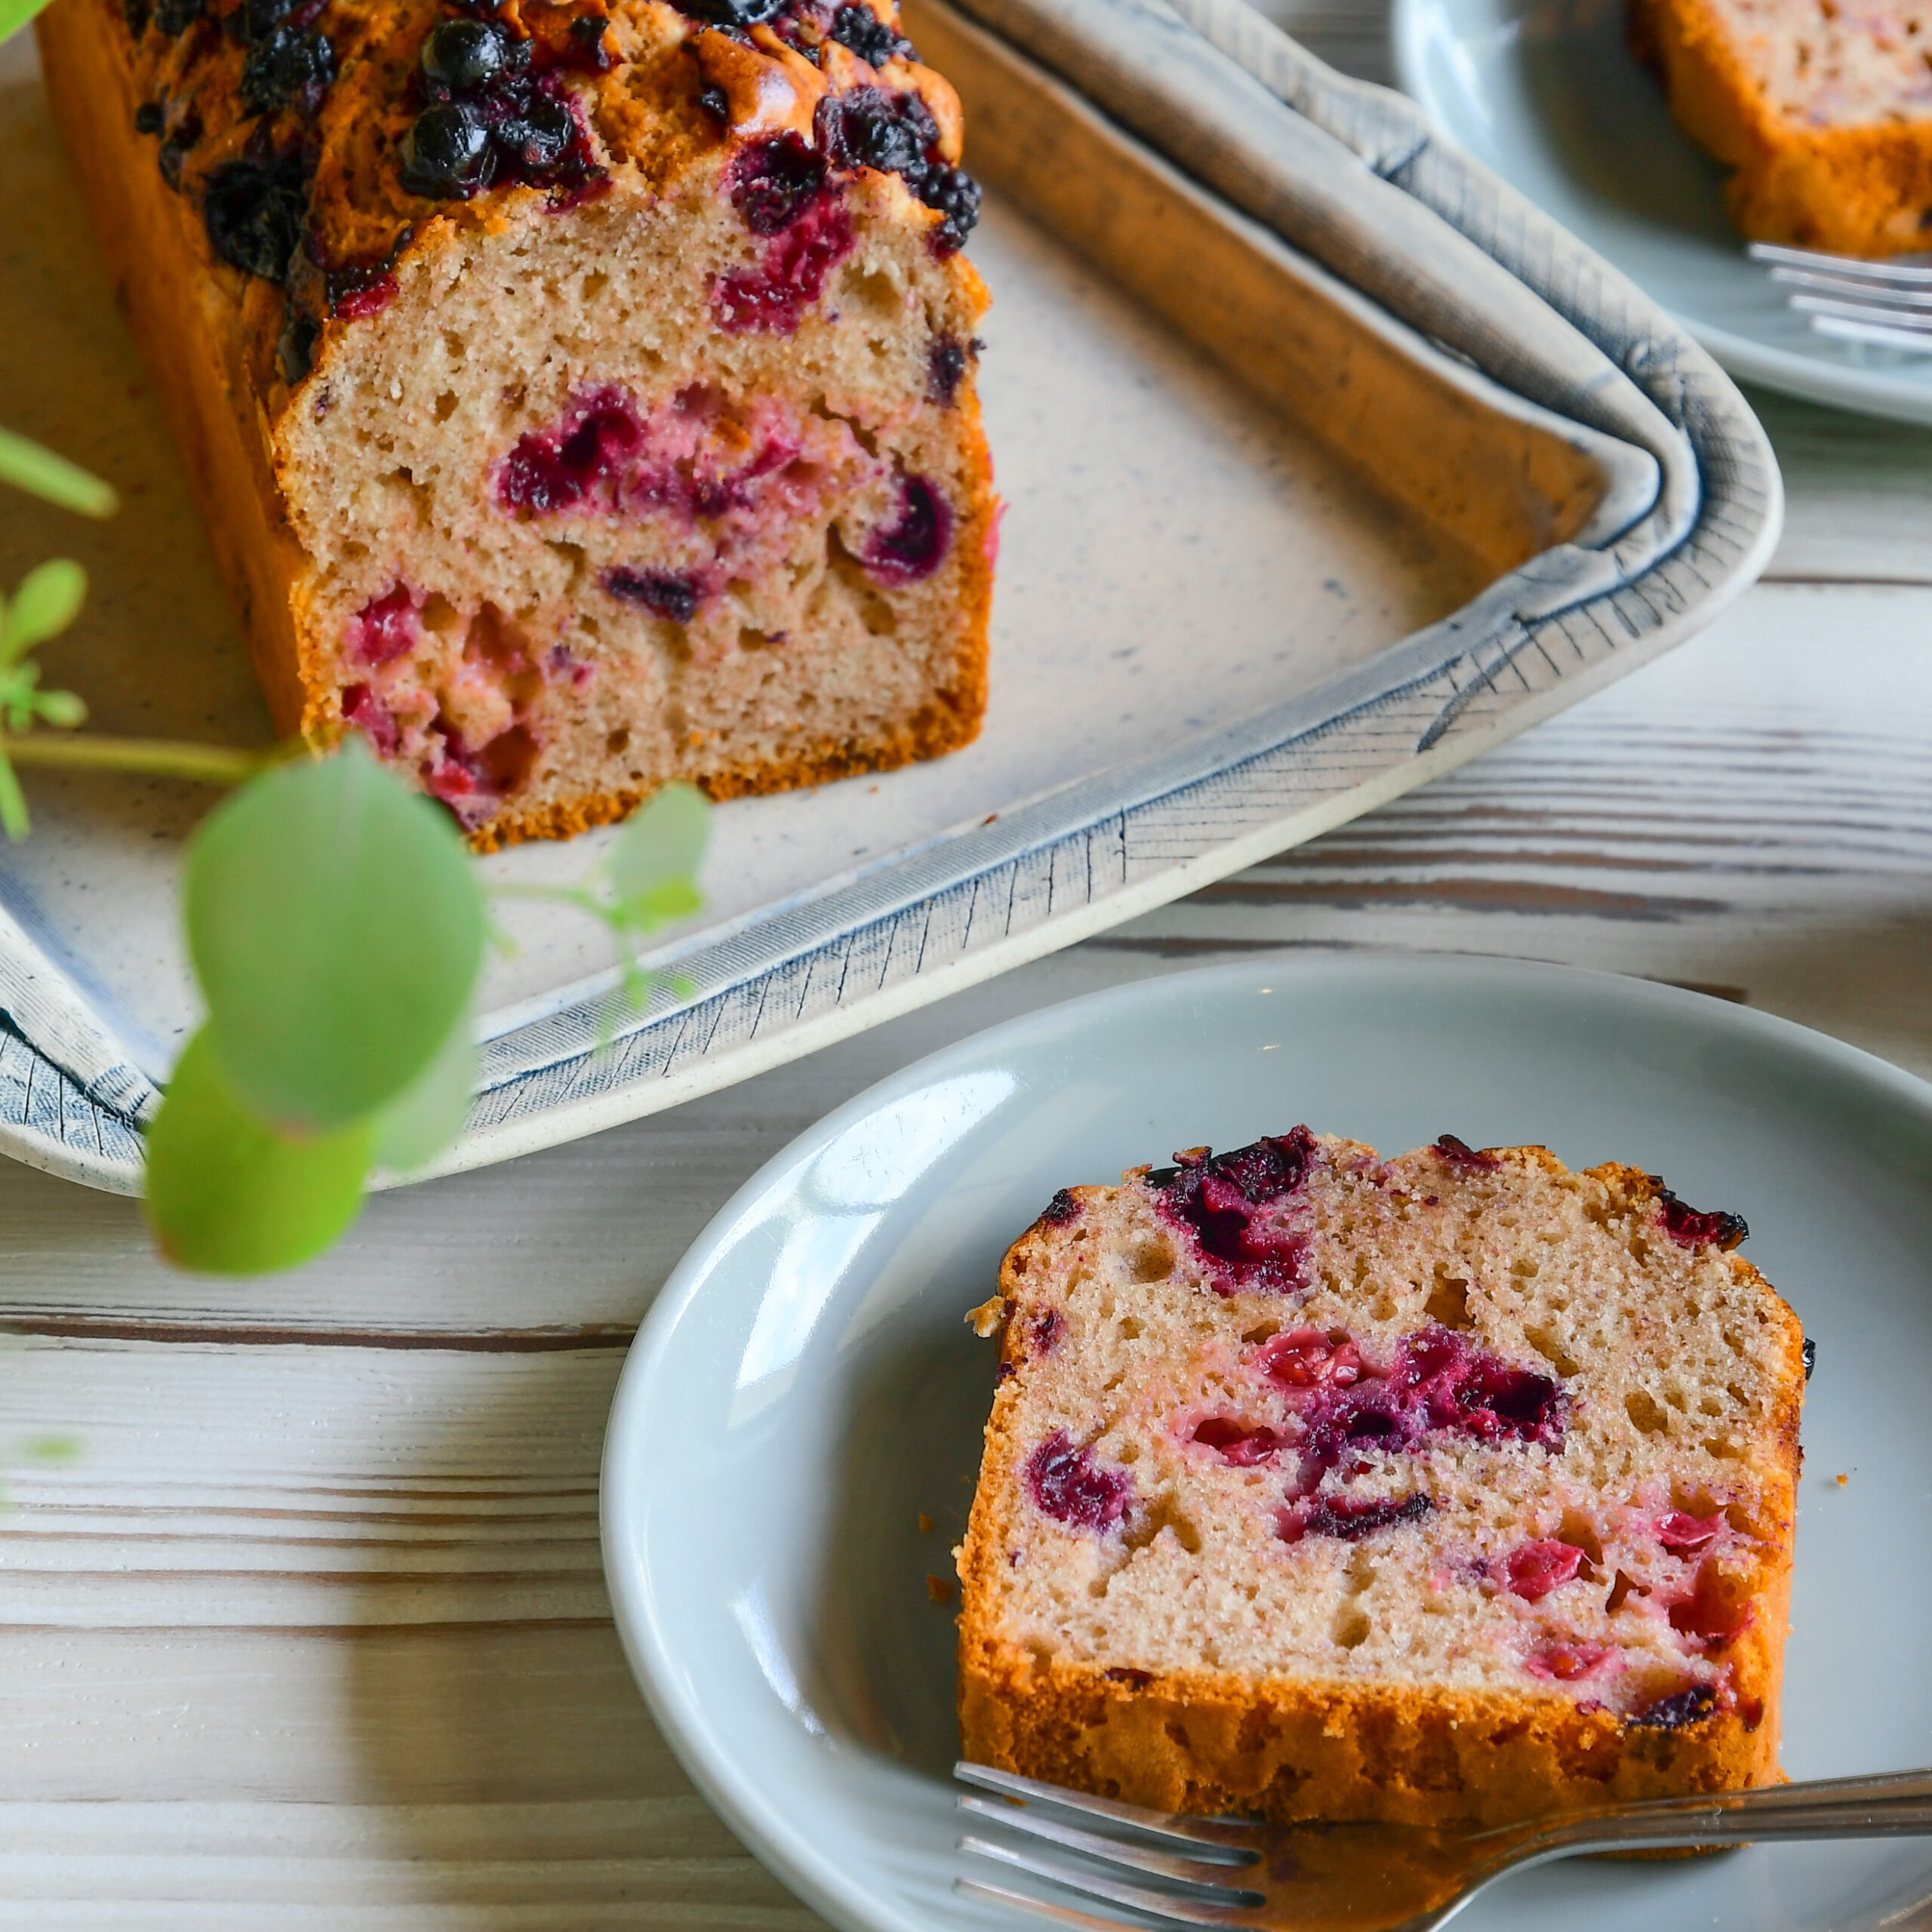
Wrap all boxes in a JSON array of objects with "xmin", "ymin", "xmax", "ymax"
[
  {"xmin": 1655, "ymin": 1509, "xmax": 1723, "ymax": 1552},
  {"xmin": 1656, "ymin": 1189, "xmax": 1749, "ymax": 1251},
  {"xmin": 1192, "ymin": 1417, "xmax": 1284, "ymax": 1464},
  {"xmin": 1028, "ymin": 1308, "xmax": 1064, "ymax": 1356},
  {"xmin": 341, "ymin": 683, "xmax": 399, "ymax": 756},
  {"xmin": 712, "ymin": 195, "xmax": 857, "ymax": 331},
  {"xmin": 1505, "ymin": 1540, "xmax": 1586, "ymax": 1600},
  {"xmin": 326, "ymin": 261, "xmax": 399, "ymax": 320},
  {"xmin": 496, "ymin": 391, "xmax": 641, "ymax": 513},
  {"xmin": 1025, "ymin": 1431, "xmax": 1132, "ymax": 1532},
  {"xmin": 1155, "ymin": 1129, "xmax": 1319, "ymax": 1297},
  {"xmin": 1527, "ymin": 1639, "xmax": 1617, "ymax": 1681},
  {"xmin": 1257, "ymin": 1327, "xmax": 1363, "ymax": 1389},
  {"xmin": 864, "ymin": 475, "xmax": 952, "ymax": 583},
  {"xmin": 1668, "ymin": 1557, "xmax": 1750, "ymax": 1641},
  {"xmin": 347, "ymin": 584, "xmax": 420, "ymax": 666},
  {"xmin": 1038, "ymin": 1189, "xmax": 1081, "ymax": 1227},
  {"xmin": 1433, "ymin": 1134, "xmax": 1500, "ymax": 1171}
]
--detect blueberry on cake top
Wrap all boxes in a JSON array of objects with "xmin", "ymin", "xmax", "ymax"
[
  {"xmin": 958, "ymin": 1131, "xmax": 1805, "ymax": 1827},
  {"xmin": 37, "ymin": 0, "xmax": 993, "ymax": 845}
]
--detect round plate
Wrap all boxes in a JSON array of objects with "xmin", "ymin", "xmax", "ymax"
[
  {"xmin": 1392, "ymin": 0, "xmax": 1932, "ymax": 424},
  {"xmin": 602, "ymin": 953, "xmax": 1932, "ymax": 1932}
]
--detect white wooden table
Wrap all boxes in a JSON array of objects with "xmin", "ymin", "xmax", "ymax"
[{"xmin": 5, "ymin": 5, "xmax": 1932, "ymax": 1924}]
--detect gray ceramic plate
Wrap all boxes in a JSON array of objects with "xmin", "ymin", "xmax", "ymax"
[
  {"xmin": 601, "ymin": 952, "xmax": 1932, "ymax": 1932},
  {"xmin": 1392, "ymin": 0, "xmax": 1932, "ymax": 424}
]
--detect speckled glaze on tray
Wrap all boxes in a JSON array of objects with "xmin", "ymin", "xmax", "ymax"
[{"xmin": 0, "ymin": 0, "xmax": 1779, "ymax": 1192}]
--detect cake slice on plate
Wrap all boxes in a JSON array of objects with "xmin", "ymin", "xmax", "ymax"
[
  {"xmin": 958, "ymin": 1130, "xmax": 1806, "ymax": 1826},
  {"xmin": 1632, "ymin": 0, "xmax": 1932, "ymax": 256}
]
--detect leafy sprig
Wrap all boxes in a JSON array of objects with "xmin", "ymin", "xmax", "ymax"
[{"xmin": 4, "ymin": 423, "xmax": 710, "ymax": 1273}]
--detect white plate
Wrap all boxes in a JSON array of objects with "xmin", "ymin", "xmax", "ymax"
[
  {"xmin": 603, "ymin": 952, "xmax": 1932, "ymax": 1932},
  {"xmin": 1392, "ymin": 0, "xmax": 1932, "ymax": 425}
]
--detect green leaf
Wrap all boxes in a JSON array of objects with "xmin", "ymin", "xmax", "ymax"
[
  {"xmin": 23, "ymin": 1434, "xmax": 81, "ymax": 1463},
  {"xmin": 614, "ymin": 877, "xmax": 703, "ymax": 932},
  {"xmin": 0, "ymin": 427, "xmax": 115, "ymax": 517},
  {"xmin": 368, "ymin": 1016, "xmax": 477, "ymax": 1174},
  {"xmin": 0, "ymin": 753, "xmax": 28, "ymax": 841},
  {"xmin": 143, "ymin": 1027, "xmax": 371, "ymax": 1274},
  {"xmin": 605, "ymin": 782, "xmax": 709, "ymax": 921},
  {"xmin": 1, "ymin": 559, "xmax": 86, "ymax": 663},
  {"xmin": 185, "ymin": 741, "xmax": 485, "ymax": 1131},
  {"xmin": 29, "ymin": 688, "xmax": 86, "ymax": 729}
]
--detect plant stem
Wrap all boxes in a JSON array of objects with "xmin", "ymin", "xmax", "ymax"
[{"xmin": 0, "ymin": 732, "xmax": 270, "ymax": 785}]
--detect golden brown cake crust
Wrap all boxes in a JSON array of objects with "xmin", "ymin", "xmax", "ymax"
[
  {"xmin": 38, "ymin": 0, "xmax": 994, "ymax": 843},
  {"xmin": 1633, "ymin": 0, "xmax": 1932, "ymax": 255},
  {"xmin": 958, "ymin": 1143, "xmax": 1804, "ymax": 1829}
]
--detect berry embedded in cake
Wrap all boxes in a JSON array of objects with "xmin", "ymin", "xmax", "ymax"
[
  {"xmin": 958, "ymin": 1133, "xmax": 1806, "ymax": 1828},
  {"xmin": 39, "ymin": 0, "xmax": 995, "ymax": 848}
]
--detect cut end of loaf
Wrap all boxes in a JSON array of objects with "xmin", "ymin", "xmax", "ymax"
[
  {"xmin": 957, "ymin": 1131, "xmax": 1805, "ymax": 1828},
  {"xmin": 279, "ymin": 148, "xmax": 992, "ymax": 845}
]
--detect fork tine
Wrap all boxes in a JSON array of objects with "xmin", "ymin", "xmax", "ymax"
[
  {"xmin": 957, "ymin": 1794, "xmax": 1263, "ymax": 1887},
  {"xmin": 1790, "ymin": 293, "xmax": 1932, "ymax": 329},
  {"xmin": 956, "ymin": 1875, "xmax": 1178, "ymax": 1932},
  {"xmin": 959, "ymin": 1834, "xmax": 1254, "ymax": 1927},
  {"xmin": 1770, "ymin": 266, "xmax": 1932, "ymax": 306},
  {"xmin": 1807, "ymin": 312, "xmax": 1932, "ymax": 353},
  {"xmin": 954, "ymin": 1764, "xmax": 1257, "ymax": 1854},
  {"xmin": 1750, "ymin": 240, "xmax": 1932, "ymax": 282}
]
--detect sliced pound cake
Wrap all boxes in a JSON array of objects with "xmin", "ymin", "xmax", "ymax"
[
  {"xmin": 957, "ymin": 1131, "xmax": 1807, "ymax": 1827},
  {"xmin": 1631, "ymin": 0, "xmax": 1932, "ymax": 255}
]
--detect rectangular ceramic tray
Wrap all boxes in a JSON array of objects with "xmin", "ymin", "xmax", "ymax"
[{"xmin": 0, "ymin": 0, "xmax": 1780, "ymax": 1193}]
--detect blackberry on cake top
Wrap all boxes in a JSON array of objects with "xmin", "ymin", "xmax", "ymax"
[{"xmin": 958, "ymin": 1130, "xmax": 1805, "ymax": 1828}]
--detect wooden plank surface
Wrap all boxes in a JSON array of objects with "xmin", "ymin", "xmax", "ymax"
[{"xmin": 5, "ymin": 2, "xmax": 1932, "ymax": 1923}]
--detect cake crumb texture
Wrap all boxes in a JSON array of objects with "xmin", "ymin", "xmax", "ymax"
[
  {"xmin": 1633, "ymin": 0, "xmax": 1932, "ymax": 254},
  {"xmin": 958, "ymin": 1131, "xmax": 1805, "ymax": 1827}
]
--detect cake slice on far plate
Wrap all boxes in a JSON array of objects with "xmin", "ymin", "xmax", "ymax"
[
  {"xmin": 1632, "ymin": 0, "xmax": 1932, "ymax": 257},
  {"xmin": 958, "ymin": 1130, "xmax": 1806, "ymax": 1826}
]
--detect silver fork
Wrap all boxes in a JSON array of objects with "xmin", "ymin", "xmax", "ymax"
[
  {"xmin": 1751, "ymin": 240, "xmax": 1932, "ymax": 351},
  {"xmin": 954, "ymin": 1761, "xmax": 1932, "ymax": 1932}
]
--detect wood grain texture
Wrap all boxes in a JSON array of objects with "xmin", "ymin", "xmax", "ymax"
[{"xmin": 3, "ymin": 0, "xmax": 1930, "ymax": 1921}]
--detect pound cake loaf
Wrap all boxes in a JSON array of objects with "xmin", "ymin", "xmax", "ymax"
[
  {"xmin": 958, "ymin": 1130, "xmax": 1807, "ymax": 1828},
  {"xmin": 36, "ymin": 0, "xmax": 994, "ymax": 845},
  {"xmin": 1632, "ymin": 0, "xmax": 1932, "ymax": 255}
]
